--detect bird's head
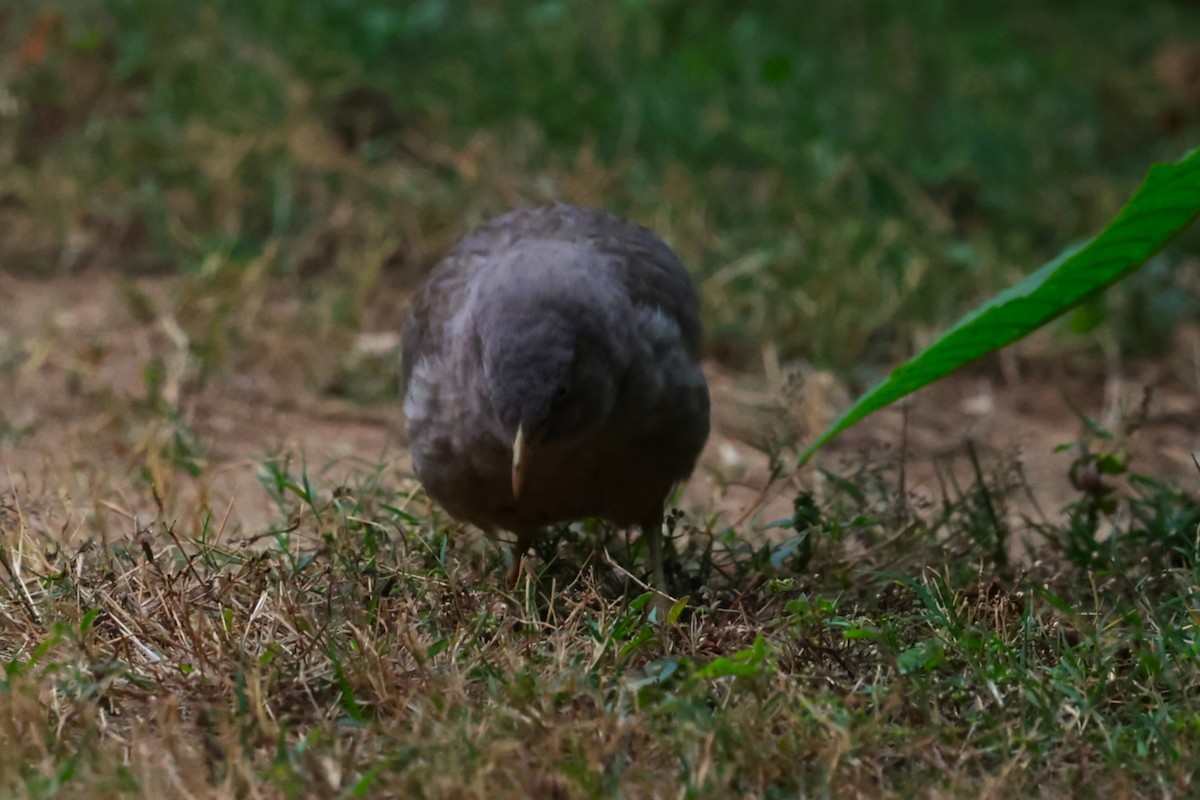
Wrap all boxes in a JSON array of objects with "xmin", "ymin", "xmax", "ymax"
[{"xmin": 474, "ymin": 250, "xmax": 631, "ymax": 498}]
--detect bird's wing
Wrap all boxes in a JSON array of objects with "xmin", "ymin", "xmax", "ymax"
[
  {"xmin": 399, "ymin": 252, "xmax": 470, "ymax": 394},
  {"xmin": 577, "ymin": 208, "xmax": 704, "ymax": 363}
]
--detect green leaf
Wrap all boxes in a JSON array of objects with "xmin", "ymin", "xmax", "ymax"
[
  {"xmin": 800, "ymin": 147, "xmax": 1200, "ymax": 464},
  {"xmin": 896, "ymin": 640, "xmax": 945, "ymax": 674},
  {"xmin": 79, "ymin": 608, "xmax": 101, "ymax": 636},
  {"xmin": 1096, "ymin": 453, "xmax": 1127, "ymax": 475},
  {"xmin": 667, "ymin": 595, "xmax": 689, "ymax": 625},
  {"xmin": 694, "ymin": 633, "xmax": 769, "ymax": 679},
  {"xmin": 841, "ymin": 626, "xmax": 879, "ymax": 640},
  {"xmin": 761, "ymin": 55, "xmax": 793, "ymax": 85}
]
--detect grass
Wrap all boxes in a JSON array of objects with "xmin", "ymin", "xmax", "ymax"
[
  {"xmin": 4, "ymin": 1, "xmax": 1200, "ymax": 373},
  {"xmin": 2, "ymin": 431, "xmax": 1200, "ymax": 798},
  {"xmin": 4, "ymin": 1, "xmax": 1200, "ymax": 797}
]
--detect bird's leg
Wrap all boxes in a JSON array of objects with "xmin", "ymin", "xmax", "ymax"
[
  {"xmin": 507, "ymin": 531, "xmax": 536, "ymax": 588},
  {"xmin": 640, "ymin": 515, "xmax": 669, "ymax": 604}
]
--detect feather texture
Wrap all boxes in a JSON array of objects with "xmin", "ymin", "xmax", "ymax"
[{"xmin": 401, "ymin": 204, "xmax": 710, "ymax": 573}]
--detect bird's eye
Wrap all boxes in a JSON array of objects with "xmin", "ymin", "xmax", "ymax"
[{"xmin": 554, "ymin": 383, "xmax": 571, "ymax": 402}]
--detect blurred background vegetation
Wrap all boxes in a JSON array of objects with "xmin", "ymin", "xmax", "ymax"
[{"xmin": 3, "ymin": 0, "xmax": 1200, "ymax": 381}]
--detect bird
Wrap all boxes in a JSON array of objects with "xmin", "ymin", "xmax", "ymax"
[{"xmin": 400, "ymin": 203, "xmax": 711, "ymax": 594}]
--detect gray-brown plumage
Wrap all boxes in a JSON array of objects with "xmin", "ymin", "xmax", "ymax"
[{"xmin": 401, "ymin": 204, "xmax": 710, "ymax": 590}]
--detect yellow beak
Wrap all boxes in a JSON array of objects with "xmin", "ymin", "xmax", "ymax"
[{"xmin": 512, "ymin": 424, "xmax": 533, "ymax": 499}]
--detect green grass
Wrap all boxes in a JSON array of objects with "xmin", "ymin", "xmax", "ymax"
[
  {"xmin": 4, "ymin": 1, "xmax": 1200, "ymax": 372},
  {"xmin": 4, "ymin": 3, "xmax": 1200, "ymax": 797},
  {"xmin": 2, "ymin": 431, "xmax": 1200, "ymax": 798}
]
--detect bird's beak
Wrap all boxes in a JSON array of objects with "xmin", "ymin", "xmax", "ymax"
[{"xmin": 512, "ymin": 424, "xmax": 534, "ymax": 499}]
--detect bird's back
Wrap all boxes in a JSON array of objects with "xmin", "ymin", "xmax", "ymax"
[{"xmin": 401, "ymin": 204, "xmax": 702, "ymax": 389}]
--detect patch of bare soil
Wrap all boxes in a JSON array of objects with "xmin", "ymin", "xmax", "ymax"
[{"xmin": 2, "ymin": 272, "xmax": 1197, "ymax": 554}]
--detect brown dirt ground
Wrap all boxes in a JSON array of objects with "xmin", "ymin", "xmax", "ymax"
[{"xmin": 2, "ymin": 271, "xmax": 1198, "ymax": 556}]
